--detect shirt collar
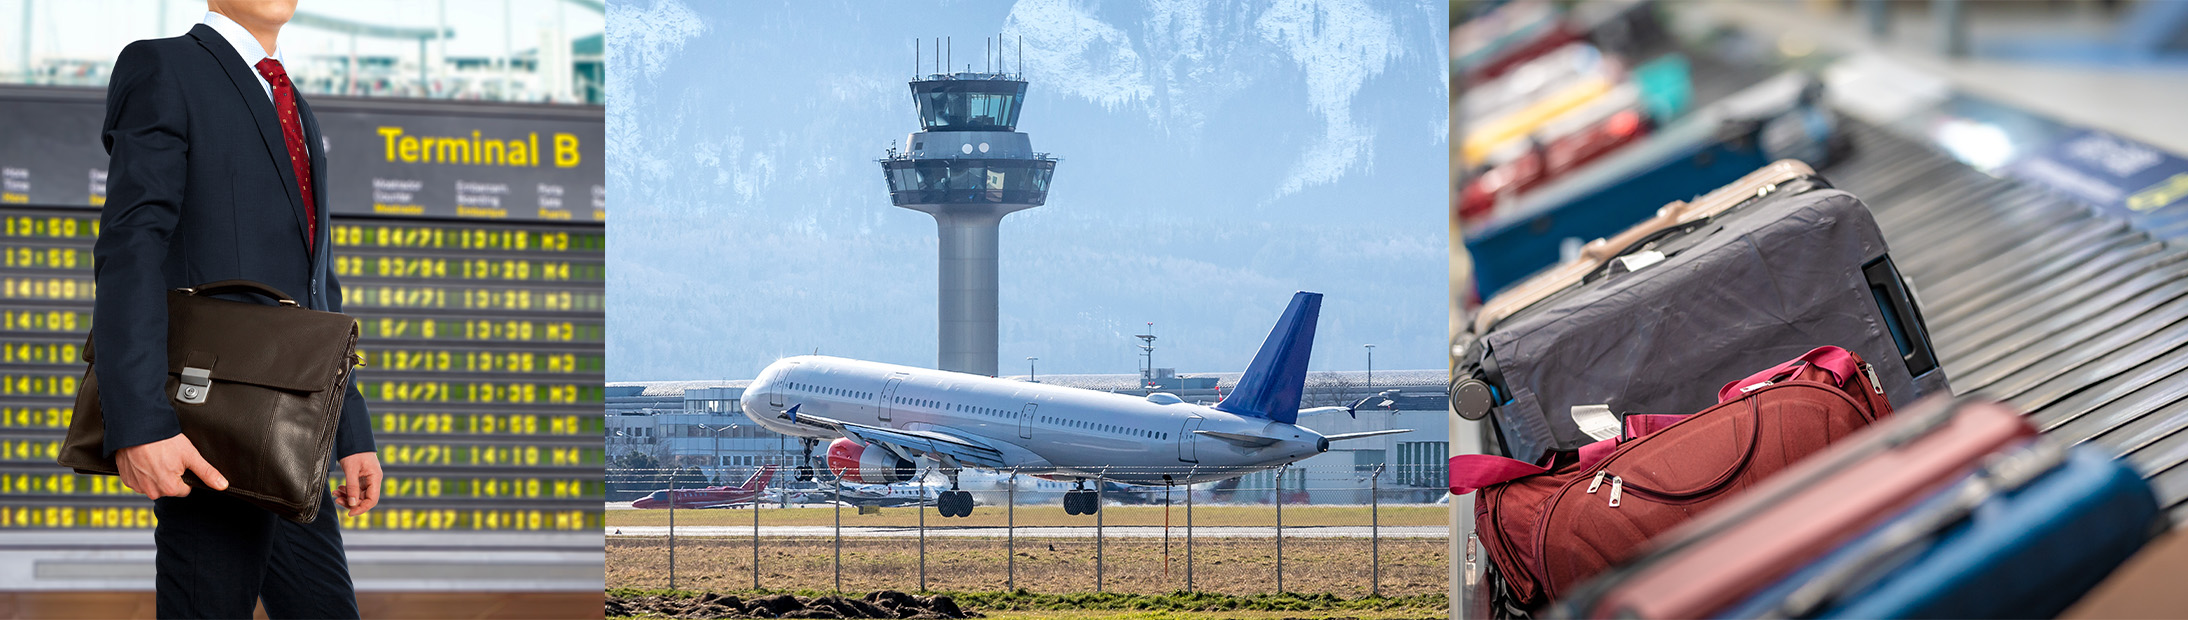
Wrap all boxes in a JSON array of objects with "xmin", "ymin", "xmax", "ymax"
[{"xmin": 201, "ymin": 11, "xmax": 285, "ymax": 67}]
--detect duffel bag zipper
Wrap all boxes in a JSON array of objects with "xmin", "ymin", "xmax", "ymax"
[
  {"xmin": 1860, "ymin": 362, "xmax": 1883, "ymax": 395},
  {"xmin": 1586, "ymin": 472, "xmax": 1627, "ymax": 507}
]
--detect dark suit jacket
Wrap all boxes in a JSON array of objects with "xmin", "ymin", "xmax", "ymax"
[{"xmin": 95, "ymin": 24, "xmax": 374, "ymax": 459}]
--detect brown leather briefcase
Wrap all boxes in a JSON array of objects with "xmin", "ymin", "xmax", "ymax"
[{"xmin": 58, "ymin": 280, "xmax": 362, "ymax": 523}]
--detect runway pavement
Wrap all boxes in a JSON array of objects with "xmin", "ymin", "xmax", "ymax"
[{"xmin": 606, "ymin": 525, "xmax": 1446, "ymax": 539}]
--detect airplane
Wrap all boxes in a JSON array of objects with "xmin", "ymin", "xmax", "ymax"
[
  {"xmin": 764, "ymin": 478, "xmax": 940, "ymax": 508},
  {"xmin": 630, "ymin": 464, "xmax": 779, "ymax": 509},
  {"xmin": 742, "ymin": 291, "xmax": 1410, "ymax": 517}
]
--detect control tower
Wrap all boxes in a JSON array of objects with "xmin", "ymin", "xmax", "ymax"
[{"xmin": 881, "ymin": 40, "xmax": 1057, "ymax": 376}]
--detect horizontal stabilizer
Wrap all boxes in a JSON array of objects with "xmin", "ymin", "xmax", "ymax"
[
  {"xmin": 1194, "ymin": 429, "xmax": 1281, "ymax": 448},
  {"xmin": 1323, "ymin": 429, "xmax": 1413, "ymax": 441}
]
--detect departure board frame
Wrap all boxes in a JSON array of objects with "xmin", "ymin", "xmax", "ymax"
[{"xmin": 0, "ymin": 86, "xmax": 605, "ymax": 533}]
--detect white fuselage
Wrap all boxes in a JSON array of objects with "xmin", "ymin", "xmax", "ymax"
[{"xmin": 743, "ymin": 355, "xmax": 1328, "ymax": 485}]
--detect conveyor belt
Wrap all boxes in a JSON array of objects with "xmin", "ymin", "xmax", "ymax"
[{"xmin": 1825, "ymin": 120, "xmax": 2188, "ymax": 521}]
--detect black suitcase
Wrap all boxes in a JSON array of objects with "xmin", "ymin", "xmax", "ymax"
[{"xmin": 1451, "ymin": 160, "xmax": 1949, "ymax": 464}]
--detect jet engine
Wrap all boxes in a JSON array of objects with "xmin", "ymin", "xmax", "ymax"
[{"xmin": 825, "ymin": 437, "xmax": 916, "ymax": 484}]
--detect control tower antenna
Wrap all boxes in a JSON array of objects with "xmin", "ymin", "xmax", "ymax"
[
  {"xmin": 881, "ymin": 37, "xmax": 1059, "ymax": 376},
  {"xmin": 1136, "ymin": 323, "xmax": 1157, "ymax": 388}
]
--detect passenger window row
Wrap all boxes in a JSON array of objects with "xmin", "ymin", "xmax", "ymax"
[
  {"xmin": 786, "ymin": 382, "xmax": 871, "ymax": 401},
  {"xmin": 1035, "ymin": 416, "xmax": 1168, "ymax": 440}
]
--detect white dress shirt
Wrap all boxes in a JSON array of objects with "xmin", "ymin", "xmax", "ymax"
[{"xmin": 201, "ymin": 11, "xmax": 284, "ymax": 104}]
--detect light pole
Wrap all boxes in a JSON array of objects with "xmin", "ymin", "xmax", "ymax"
[
  {"xmin": 1364, "ymin": 344, "xmax": 1376, "ymax": 389},
  {"xmin": 697, "ymin": 423, "xmax": 737, "ymax": 485},
  {"xmin": 1027, "ymin": 356, "xmax": 1038, "ymax": 382}
]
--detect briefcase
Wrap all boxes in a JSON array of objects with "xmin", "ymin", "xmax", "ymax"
[
  {"xmin": 58, "ymin": 280, "xmax": 362, "ymax": 523},
  {"xmin": 1451, "ymin": 160, "xmax": 1949, "ymax": 466}
]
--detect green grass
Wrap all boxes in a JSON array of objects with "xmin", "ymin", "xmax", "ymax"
[{"xmin": 608, "ymin": 587, "xmax": 1447, "ymax": 619}]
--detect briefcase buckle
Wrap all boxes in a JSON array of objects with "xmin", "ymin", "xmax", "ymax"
[{"xmin": 176, "ymin": 367, "xmax": 212, "ymax": 404}]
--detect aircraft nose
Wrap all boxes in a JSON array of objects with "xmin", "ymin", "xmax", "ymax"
[{"xmin": 743, "ymin": 373, "xmax": 775, "ymax": 415}]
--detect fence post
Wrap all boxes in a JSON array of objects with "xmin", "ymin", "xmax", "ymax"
[
  {"xmin": 1007, "ymin": 469, "xmax": 1017, "ymax": 591},
  {"xmin": 668, "ymin": 468, "xmax": 677, "ymax": 591},
  {"xmin": 1186, "ymin": 466, "xmax": 1195, "ymax": 592},
  {"xmin": 1372, "ymin": 463, "xmax": 1385, "ymax": 598},
  {"xmin": 919, "ymin": 476, "xmax": 928, "ymax": 592},
  {"xmin": 1096, "ymin": 469, "xmax": 1106, "ymax": 593},
  {"xmin": 754, "ymin": 466, "xmax": 762, "ymax": 591},
  {"xmin": 833, "ymin": 475, "xmax": 843, "ymax": 593},
  {"xmin": 1275, "ymin": 464, "xmax": 1285, "ymax": 595}
]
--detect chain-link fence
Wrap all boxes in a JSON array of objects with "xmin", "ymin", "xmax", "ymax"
[{"xmin": 605, "ymin": 464, "xmax": 1450, "ymax": 597}]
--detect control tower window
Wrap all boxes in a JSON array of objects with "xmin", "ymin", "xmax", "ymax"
[{"xmin": 912, "ymin": 80, "xmax": 1027, "ymax": 131}]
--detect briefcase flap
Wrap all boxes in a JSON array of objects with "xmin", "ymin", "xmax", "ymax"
[{"xmin": 82, "ymin": 289, "xmax": 357, "ymax": 394}]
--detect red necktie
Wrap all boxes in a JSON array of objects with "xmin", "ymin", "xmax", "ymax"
[{"xmin": 253, "ymin": 58, "xmax": 316, "ymax": 251}]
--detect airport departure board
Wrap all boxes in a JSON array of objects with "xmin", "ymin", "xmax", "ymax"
[{"xmin": 0, "ymin": 87, "xmax": 605, "ymax": 531}]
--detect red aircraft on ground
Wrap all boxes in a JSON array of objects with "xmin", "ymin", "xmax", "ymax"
[{"xmin": 631, "ymin": 465, "xmax": 779, "ymax": 509}]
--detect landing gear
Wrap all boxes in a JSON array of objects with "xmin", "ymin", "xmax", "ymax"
[
  {"xmin": 937, "ymin": 490, "xmax": 975, "ymax": 517},
  {"xmin": 936, "ymin": 469, "xmax": 975, "ymax": 518},
  {"xmin": 796, "ymin": 437, "xmax": 820, "ymax": 481},
  {"xmin": 1063, "ymin": 480, "xmax": 1101, "ymax": 516}
]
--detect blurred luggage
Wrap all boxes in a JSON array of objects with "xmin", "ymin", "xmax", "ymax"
[
  {"xmin": 1456, "ymin": 346, "xmax": 1892, "ymax": 609},
  {"xmin": 1464, "ymin": 73, "xmax": 1849, "ymax": 298},
  {"xmin": 1562, "ymin": 398, "xmax": 2163, "ymax": 619},
  {"xmin": 1451, "ymin": 159, "xmax": 1946, "ymax": 466},
  {"xmin": 2064, "ymin": 529, "xmax": 2188, "ymax": 619}
]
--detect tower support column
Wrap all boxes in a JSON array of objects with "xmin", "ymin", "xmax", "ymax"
[{"xmin": 933, "ymin": 210, "xmax": 1006, "ymax": 376}]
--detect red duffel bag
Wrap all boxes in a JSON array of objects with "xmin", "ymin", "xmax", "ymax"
[{"xmin": 1453, "ymin": 346, "xmax": 1893, "ymax": 608}]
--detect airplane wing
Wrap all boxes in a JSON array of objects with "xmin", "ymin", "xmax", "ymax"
[{"xmin": 785, "ymin": 406, "xmax": 1010, "ymax": 468}]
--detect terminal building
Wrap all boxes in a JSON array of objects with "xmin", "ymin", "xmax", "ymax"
[{"xmin": 607, "ymin": 368, "xmax": 1453, "ymax": 504}]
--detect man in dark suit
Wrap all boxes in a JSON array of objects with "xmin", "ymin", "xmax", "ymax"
[{"xmin": 98, "ymin": 1, "xmax": 381, "ymax": 616}]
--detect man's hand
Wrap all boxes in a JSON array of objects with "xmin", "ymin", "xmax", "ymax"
[
  {"xmin": 336, "ymin": 452, "xmax": 382, "ymax": 516},
  {"xmin": 114, "ymin": 434, "xmax": 228, "ymax": 500}
]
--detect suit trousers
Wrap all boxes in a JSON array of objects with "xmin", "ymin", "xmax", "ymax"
[{"xmin": 153, "ymin": 490, "xmax": 358, "ymax": 619}]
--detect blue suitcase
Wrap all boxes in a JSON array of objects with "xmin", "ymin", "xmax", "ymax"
[{"xmin": 1721, "ymin": 445, "xmax": 2163, "ymax": 619}]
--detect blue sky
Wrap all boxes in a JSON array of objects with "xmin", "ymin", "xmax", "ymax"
[{"xmin": 607, "ymin": 0, "xmax": 1447, "ymax": 381}]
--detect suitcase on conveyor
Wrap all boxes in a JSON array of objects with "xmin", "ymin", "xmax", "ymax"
[
  {"xmin": 1552, "ymin": 397, "xmax": 2036, "ymax": 618},
  {"xmin": 1451, "ymin": 160, "xmax": 1949, "ymax": 466},
  {"xmin": 1557, "ymin": 399, "xmax": 2163, "ymax": 619},
  {"xmin": 1458, "ymin": 346, "xmax": 1893, "ymax": 611}
]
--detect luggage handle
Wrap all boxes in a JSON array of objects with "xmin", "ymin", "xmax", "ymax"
[
  {"xmin": 1862, "ymin": 257, "xmax": 1940, "ymax": 378},
  {"xmin": 181, "ymin": 280, "xmax": 300, "ymax": 307},
  {"xmin": 1717, "ymin": 346, "xmax": 1865, "ymax": 403}
]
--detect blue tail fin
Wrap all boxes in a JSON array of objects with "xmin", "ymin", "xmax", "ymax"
[{"xmin": 1215, "ymin": 291, "xmax": 1321, "ymax": 425}]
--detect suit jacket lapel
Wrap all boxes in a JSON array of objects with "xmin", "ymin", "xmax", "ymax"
[{"xmin": 187, "ymin": 24, "xmax": 311, "ymax": 254}]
